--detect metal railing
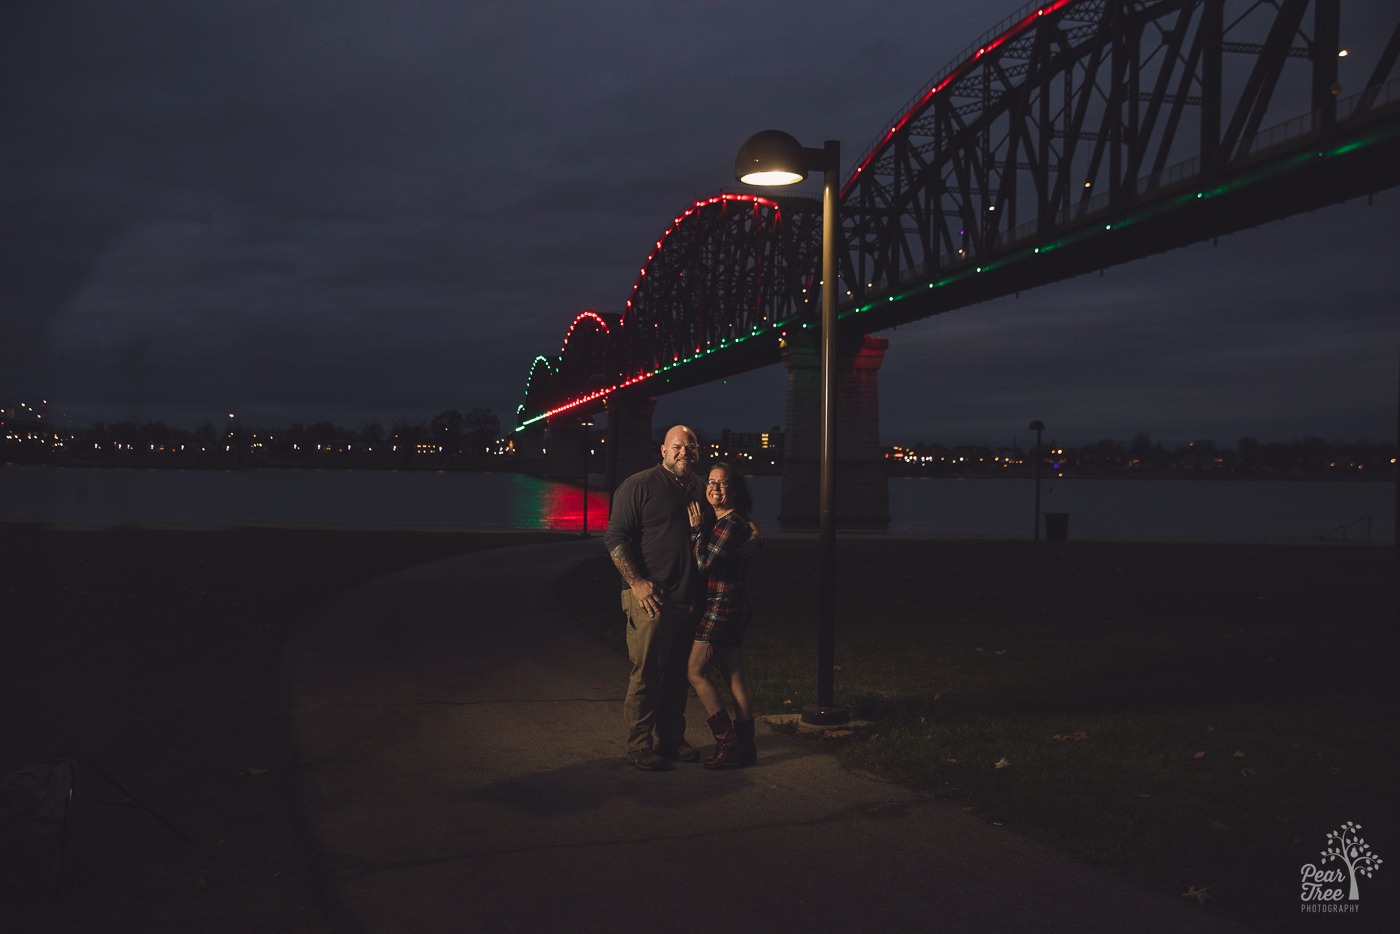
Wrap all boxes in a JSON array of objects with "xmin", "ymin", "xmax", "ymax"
[{"xmin": 1317, "ymin": 515, "xmax": 1372, "ymax": 543}]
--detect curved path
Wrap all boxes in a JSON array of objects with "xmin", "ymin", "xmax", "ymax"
[{"xmin": 284, "ymin": 540, "xmax": 1247, "ymax": 933}]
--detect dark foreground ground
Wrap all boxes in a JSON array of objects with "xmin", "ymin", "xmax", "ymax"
[{"xmin": 1, "ymin": 524, "xmax": 1396, "ymax": 932}]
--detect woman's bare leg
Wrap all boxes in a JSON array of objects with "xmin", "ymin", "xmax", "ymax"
[
  {"xmin": 723, "ymin": 648, "xmax": 754, "ymax": 721},
  {"xmin": 687, "ymin": 641, "xmax": 725, "ymax": 717}
]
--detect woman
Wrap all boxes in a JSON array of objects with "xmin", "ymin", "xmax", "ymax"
[{"xmin": 686, "ymin": 462, "xmax": 757, "ymax": 769}]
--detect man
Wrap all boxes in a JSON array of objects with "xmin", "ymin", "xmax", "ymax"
[{"xmin": 604, "ymin": 425, "xmax": 708, "ymax": 770}]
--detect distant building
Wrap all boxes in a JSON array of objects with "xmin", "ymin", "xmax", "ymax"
[
  {"xmin": 1, "ymin": 403, "xmax": 64, "ymax": 463},
  {"xmin": 707, "ymin": 427, "xmax": 784, "ymax": 468}
]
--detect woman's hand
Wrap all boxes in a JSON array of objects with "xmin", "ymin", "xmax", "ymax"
[
  {"xmin": 740, "ymin": 521, "xmax": 763, "ymax": 559},
  {"xmin": 687, "ymin": 501, "xmax": 704, "ymax": 529}
]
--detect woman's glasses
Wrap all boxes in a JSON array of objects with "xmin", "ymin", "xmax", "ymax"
[{"xmin": 705, "ymin": 480, "xmax": 729, "ymax": 488}]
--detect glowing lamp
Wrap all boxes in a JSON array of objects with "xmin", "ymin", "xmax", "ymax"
[{"xmin": 734, "ymin": 130, "xmax": 809, "ymax": 185}]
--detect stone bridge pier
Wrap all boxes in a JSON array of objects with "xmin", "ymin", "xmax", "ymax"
[
  {"xmin": 513, "ymin": 415, "xmax": 598, "ymax": 481},
  {"xmin": 513, "ymin": 424, "xmax": 548, "ymax": 475},
  {"xmin": 514, "ymin": 395, "xmax": 660, "ymax": 510},
  {"xmin": 604, "ymin": 393, "xmax": 658, "ymax": 497},
  {"xmin": 779, "ymin": 334, "xmax": 890, "ymax": 531}
]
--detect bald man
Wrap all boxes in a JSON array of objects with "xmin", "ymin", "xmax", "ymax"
[{"xmin": 604, "ymin": 425, "xmax": 707, "ymax": 770}]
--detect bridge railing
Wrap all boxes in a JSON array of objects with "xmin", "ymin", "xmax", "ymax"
[
  {"xmin": 1339, "ymin": 75, "xmax": 1400, "ymax": 121},
  {"xmin": 1239, "ymin": 76, "xmax": 1400, "ymax": 160}
]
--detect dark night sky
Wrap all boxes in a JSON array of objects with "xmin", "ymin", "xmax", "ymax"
[{"xmin": 3, "ymin": 0, "xmax": 1398, "ymax": 447}]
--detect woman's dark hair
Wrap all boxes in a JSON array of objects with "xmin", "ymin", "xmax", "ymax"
[{"xmin": 707, "ymin": 461, "xmax": 753, "ymax": 516}]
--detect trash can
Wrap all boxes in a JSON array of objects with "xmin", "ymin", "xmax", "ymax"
[{"xmin": 1044, "ymin": 512, "xmax": 1070, "ymax": 541}]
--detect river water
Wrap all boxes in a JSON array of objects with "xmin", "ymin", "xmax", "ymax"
[{"xmin": 0, "ymin": 465, "xmax": 1392, "ymax": 543}]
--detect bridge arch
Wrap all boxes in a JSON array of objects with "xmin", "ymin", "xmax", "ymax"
[
  {"xmin": 515, "ymin": 193, "xmax": 823, "ymax": 429},
  {"xmin": 516, "ymin": 309, "xmax": 618, "ymax": 425},
  {"xmin": 617, "ymin": 193, "xmax": 823, "ymax": 384}
]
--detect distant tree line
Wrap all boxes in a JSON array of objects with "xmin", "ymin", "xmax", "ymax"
[
  {"xmin": 47, "ymin": 408, "xmax": 504, "ymax": 467},
  {"xmin": 887, "ymin": 432, "xmax": 1396, "ymax": 479}
]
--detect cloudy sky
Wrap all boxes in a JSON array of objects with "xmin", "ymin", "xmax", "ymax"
[{"xmin": 4, "ymin": 0, "xmax": 1397, "ymax": 447}]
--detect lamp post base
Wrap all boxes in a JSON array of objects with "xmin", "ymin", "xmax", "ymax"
[{"xmin": 800, "ymin": 704, "xmax": 850, "ymax": 726}]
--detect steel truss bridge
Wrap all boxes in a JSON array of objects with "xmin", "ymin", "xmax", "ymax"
[{"xmin": 516, "ymin": 0, "xmax": 1400, "ymax": 432}]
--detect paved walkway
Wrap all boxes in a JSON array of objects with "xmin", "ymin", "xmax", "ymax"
[{"xmin": 283, "ymin": 540, "xmax": 1249, "ymax": 933}]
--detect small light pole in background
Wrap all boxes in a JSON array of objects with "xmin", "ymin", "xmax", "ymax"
[
  {"xmin": 1030, "ymin": 419, "xmax": 1045, "ymax": 541},
  {"xmin": 581, "ymin": 418, "xmax": 595, "ymax": 537},
  {"xmin": 735, "ymin": 129, "xmax": 848, "ymax": 725}
]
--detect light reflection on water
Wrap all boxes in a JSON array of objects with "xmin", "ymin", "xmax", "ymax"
[
  {"xmin": 0, "ymin": 465, "xmax": 1393, "ymax": 542},
  {"xmin": 510, "ymin": 473, "xmax": 613, "ymax": 532},
  {"xmin": 1, "ymin": 468, "xmax": 616, "ymax": 532}
]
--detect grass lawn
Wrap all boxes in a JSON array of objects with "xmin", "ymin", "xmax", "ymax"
[{"xmin": 561, "ymin": 537, "xmax": 1400, "ymax": 932}]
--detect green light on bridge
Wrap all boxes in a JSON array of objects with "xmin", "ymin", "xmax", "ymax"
[{"xmin": 1328, "ymin": 138, "xmax": 1369, "ymax": 157}]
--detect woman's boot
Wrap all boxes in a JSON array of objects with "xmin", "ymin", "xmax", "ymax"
[
  {"xmin": 704, "ymin": 711, "xmax": 741, "ymax": 769},
  {"xmin": 735, "ymin": 718, "xmax": 757, "ymax": 766}
]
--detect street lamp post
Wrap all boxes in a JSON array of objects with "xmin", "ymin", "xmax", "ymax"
[
  {"xmin": 736, "ymin": 130, "xmax": 847, "ymax": 725},
  {"xmin": 1029, "ymin": 419, "xmax": 1045, "ymax": 541},
  {"xmin": 580, "ymin": 418, "xmax": 595, "ymax": 537}
]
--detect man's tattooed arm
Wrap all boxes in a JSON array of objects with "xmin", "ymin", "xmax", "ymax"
[
  {"xmin": 608, "ymin": 544, "xmax": 645, "ymax": 586},
  {"xmin": 610, "ymin": 543, "xmax": 659, "ymax": 617}
]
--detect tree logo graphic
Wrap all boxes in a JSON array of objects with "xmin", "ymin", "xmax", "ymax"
[{"xmin": 1300, "ymin": 822, "xmax": 1383, "ymax": 907}]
